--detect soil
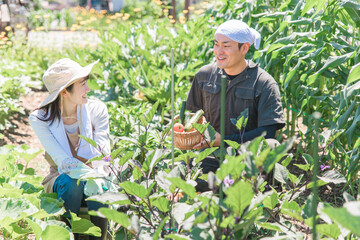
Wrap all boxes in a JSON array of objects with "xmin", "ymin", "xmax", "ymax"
[{"xmin": 0, "ymin": 91, "xmax": 49, "ymax": 177}]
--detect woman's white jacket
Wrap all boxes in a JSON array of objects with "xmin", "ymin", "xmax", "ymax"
[{"xmin": 29, "ymin": 99, "xmax": 110, "ymax": 176}]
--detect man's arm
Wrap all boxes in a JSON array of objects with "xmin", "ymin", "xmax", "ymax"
[{"xmin": 225, "ymin": 124, "xmax": 279, "ymax": 143}]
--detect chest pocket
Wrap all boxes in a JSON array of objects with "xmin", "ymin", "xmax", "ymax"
[
  {"xmin": 198, "ymin": 82, "xmax": 221, "ymax": 120},
  {"xmin": 233, "ymin": 87, "xmax": 257, "ymax": 119}
]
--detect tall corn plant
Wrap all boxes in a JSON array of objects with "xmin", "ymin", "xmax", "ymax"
[{"xmin": 93, "ymin": 17, "xmax": 214, "ymax": 117}]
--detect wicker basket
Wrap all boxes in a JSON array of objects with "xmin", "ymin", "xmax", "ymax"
[{"xmin": 173, "ymin": 113, "xmax": 206, "ymax": 150}]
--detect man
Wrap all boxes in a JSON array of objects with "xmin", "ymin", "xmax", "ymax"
[{"xmin": 186, "ymin": 20, "xmax": 285, "ymax": 174}]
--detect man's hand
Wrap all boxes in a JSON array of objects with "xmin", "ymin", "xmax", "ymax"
[{"xmin": 192, "ymin": 132, "xmax": 221, "ymax": 150}]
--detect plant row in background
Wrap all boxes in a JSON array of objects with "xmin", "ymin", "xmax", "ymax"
[{"xmin": 1, "ymin": 0, "xmax": 360, "ymax": 239}]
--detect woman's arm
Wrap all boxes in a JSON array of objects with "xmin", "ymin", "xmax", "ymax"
[
  {"xmin": 89, "ymin": 101, "xmax": 111, "ymax": 156},
  {"xmin": 29, "ymin": 111, "xmax": 78, "ymax": 173}
]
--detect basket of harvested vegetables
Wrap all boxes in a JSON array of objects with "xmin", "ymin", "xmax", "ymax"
[{"xmin": 173, "ymin": 101, "xmax": 206, "ymax": 150}]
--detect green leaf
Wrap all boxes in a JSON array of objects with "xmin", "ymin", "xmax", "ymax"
[
  {"xmin": 174, "ymin": 152, "xmax": 196, "ymax": 163},
  {"xmin": 41, "ymin": 225, "xmax": 70, "ymax": 240},
  {"xmin": 119, "ymin": 151, "xmax": 134, "ymax": 166},
  {"xmin": 145, "ymin": 101, "xmax": 160, "ymax": 123},
  {"xmin": 17, "ymin": 148, "xmax": 43, "ymax": 164},
  {"xmin": 87, "ymin": 192, "xmax": 130, "ymax": 205},
  {"xmin": 165, "ymin": 234, "xmax": 192, "ymax": 240},
  {"xmin": 79, "ymin": 135, "xmax": 98, "ymax": 148},
  {"xmin": 0, "ymin": 198, "xmax": 38, "ymax": 225},
  {"xmin": 39, "ymin": 196, "xmax": 65, "ymax": 216},
  {"xmin": 323, "ymin": 203, "xmax": 360, "ymax": 236},
  {"xmin": 263, "ymin": 137, "xmax": 295, "ymax": 173},
  {"xmin": 263, "ymin": 192, "xmax": 279, "ymax": 210},
  {"xmin": 318, "ymin": 170, "xmax": 346, "ymax": 184},
  {"xmin": 274, "ymin": 163, "xmax": 289, "ymax": 184},
  {"xmin": 203, "ymin": 124, "xmax": 216, "ymax": 143},
  {"xmin": 216, "ymin": 154, "xmax": 246, "ymax": 180},
  {"xmin": 281, "ymin": 154, "xmax": 293, "ymax": 167},
  {"xmin": 302, "ymin": 153, "xmax": 314, "ymax": 165},
  {"xmin": 166, "ymin": 177, "xmax": 197, "ymax": 199},
  {"xmin": 151, "ymin": 197, "xmax": 170, "ymax": 213},
  {"xmin": 294, "ymin": 164, "xmax": 310, "ymax": 171},
  {"xmin": 153, "ymin": 216, "xmax": 169, "ymax": 240},
  {"xmin": 224, "ymin": 140, "xmax": 240, "ymax": 149},
  {"xmin": 194, "ymin": 147, "xmax": 218, "ymax": 164},
  {"xmin": 99, "ymin": 208, "xmax": 130, "ymax": 228},
  {"xmin": 26, "ymin": 218, "xmax": 42, "ymax": 240},
  {"xmin": 193, "ymin": 122, "xmax": 209, "ymax": 135},
  {"xmin": 70, "ymin": 212, "xmax": 101, "ymax": 236},
  {"xmin": 316, "ymin": 223, "xmax": 341, "ymax": 239},
  {"xmin": 225, "ymin": 181, "xmax": 254, "ymax": 215},
  {"xmin": 257, "ymin": 222, "xmax": 282, "ymax": 232},
  {"xmin": 230, "ymin": 108, "xmax": 248, "ymax": 130},
  {"xmin": 110, "ymin": 148, "xmax": 122, "ymax": 160},
  {"xmin": 119, "ymin": 181, "xmax": 148, "ymax": 199}
]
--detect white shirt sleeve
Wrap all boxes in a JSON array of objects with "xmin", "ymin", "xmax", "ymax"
[
  {"xmin": 89, "ymin": 100, "xmax": 111, "ymax": 156},
  {"xmin": 29, "ymin": 110, "xmax": 78, "ymax": 174}
]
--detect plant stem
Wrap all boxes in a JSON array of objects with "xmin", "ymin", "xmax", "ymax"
[{"xmin": 312, "ymin": 112, "xmax": 321, "ymax": 240}]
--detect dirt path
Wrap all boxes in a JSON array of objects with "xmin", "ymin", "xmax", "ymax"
[{"xmin": 1, "ymin": 91, "xmax": 49, "ymax": 177}]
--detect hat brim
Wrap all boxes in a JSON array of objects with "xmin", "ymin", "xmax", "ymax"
[{"xmin": 38, "ymin": 60, "xmax": 99, "ymax": 108}]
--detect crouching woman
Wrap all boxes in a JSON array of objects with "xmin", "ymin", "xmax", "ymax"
[{"xmin": 29, "ymin": 58, "xmax": 109, "ymax": 240}]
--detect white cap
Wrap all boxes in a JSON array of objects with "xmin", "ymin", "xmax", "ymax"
[{"xmin": 215, "ymin": 20, "xmax": 261, "ymax": 49}]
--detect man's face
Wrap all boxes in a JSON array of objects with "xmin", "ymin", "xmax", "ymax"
[{"xmin": 214, "ymin": 34, "xmax": 244, "ymax": 74}]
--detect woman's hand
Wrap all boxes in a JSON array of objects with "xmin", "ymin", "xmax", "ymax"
[{"xmin": 192, "ymin": 132, "xmax": 221, "ymax": 150}]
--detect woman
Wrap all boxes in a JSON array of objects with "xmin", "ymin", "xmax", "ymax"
[{"xmin": 29, "ymin": 58, "xmax": 110, "ymax": 240}]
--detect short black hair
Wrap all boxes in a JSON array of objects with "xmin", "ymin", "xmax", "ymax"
[{"xmin": 238, "ymin": 43, "xmax": 244, "ymax": 50}]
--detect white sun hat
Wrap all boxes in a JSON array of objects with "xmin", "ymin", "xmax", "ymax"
[
  {"xmin": 215, "ymin": 20, "xmax": 261, "ymax": 50},
  {"xmin": 39, "ymin": 58, "xmax": 99, "ymax": 108}
]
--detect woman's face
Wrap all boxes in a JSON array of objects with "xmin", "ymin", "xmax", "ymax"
[{"xmin": 64, "ymin": 76, "xmax": 90, "ymax": 105}]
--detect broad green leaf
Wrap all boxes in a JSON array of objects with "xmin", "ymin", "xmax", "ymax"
[
  {"xmin": 79, "ymin": 135, "xmax": 98, "ymax": 148},
  {"xmin": 39, "ymin": 196, "xmax": 65, "ymax": 216},
  {"xmin": 203, "ymin": 124, "xmax": 216, "ymax": 143},
  {"xmin": 323, "ymin": 204, "xmax": 360, "ymax": 236},
  {"xmin": 0, "ymin": 198, "xmax": 38, "ymax": 225},
  {"xmin": 281, "ymin": 154, "xmax": 293, "ymax": 167},
  {"xmin": 263, "ymin": 137, "xmax": 295, "ymax": 173},
  {"xmin": 167, "ymin": 177, "xmax": 197, "ymax": 199},
  {"xmin": 99, "ymin": 208, "xmax": 130, "ymax": 228},
  {"xmin": 26, "ymin": 218, "xmax": 43, "ymax": 240},
  {"xmin": 151, "ymin": 197, "xmax": 170, "ymax": 213},
  {"xmin": 41, "ymin": 225, "xmax": 70, "ymax": 240},
  {"xmin": 110, "ymin": 148, "xmax": 122, "ymax": 160},
  {"xmin": 318, "ymin": 170, "xmax": 346, "ymax": 184},
  {"xmin": 70, "ymin": 212, "xmax": 101, "ymax": 236},
  {"xmin": 119, "ymin": 151, "xmax": 134, "ymax": 166},
  {"xmin": 194, "ymin": 147, "xmax": 218, "ymax": 164},
  {"xmin": 225, "ymin": 181, "xmax": 254, "ymax": 215},
  {"xmin": 302, "ymin": 153, "xmax": 314, "ymax": 165},
  {"xmin": 306, "ymin": 180, "xmax": 327, "ymax": 189},
  {"xmin": 174, "ymin": 152, "xmax": 196, "ymax": 163},
  {"xmin": 87, "ymin": 192, "xmax": 130, "ymax": 205},
  {"xmin": 263, "ymin": 192, "xmax": 279, "ymax": 210},
  {"xmin": 294, "ymin": 164, "xmax": 310, "ymax": 171},
  {"xmin": 274, "ymin": 163, "xmax": 288, "ymax": 184},
  {"xmin": 216, "ymin": 154, "xmax": 246, "ymax": 180},
  {"xmin": 17, "ymin": 148, "xmax": 43, "ymax": 164},
  {"xmin": 257, "ymin": 222, "xmax": 282, "ymax": 232},
  {"xmin": 282, "ymin": 200, "xmax": 301, "ymax": 213},
  {"xmin": 193, "ymin": 122, "xmax": 209, "ymax": 135},
  {"xmin": 119, "ymin": 181, "xmax": 148, "ymax": 199},
  {"xmin": 317, "ymin": 223, "xmax": 341, "ymax": 239},
  {"xmin": 224, "ymin": 140, "xmax": 240, "ymax": 149}
]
